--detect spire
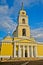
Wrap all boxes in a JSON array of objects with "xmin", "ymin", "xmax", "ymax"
[{"xmin": 22, "ymin": 2, "xmax": 24, "ymax": 10}]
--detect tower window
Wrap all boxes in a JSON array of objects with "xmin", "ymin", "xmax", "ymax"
[
  {"xmin": 22, "ymin": 19, "xmax": 25, "ymax": 24},
  {"xmin": 22, "ymin": 29, "xmax": 26, "ymax": 36},
  {"xmin": 22, "ymin": 12, "xmax": 25, "ymax": 14}
]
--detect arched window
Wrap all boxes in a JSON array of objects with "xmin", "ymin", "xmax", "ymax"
[
  {"xmin": 22, "ymin": 19, "xmax": 25, "ymax": 24},
  {"xmin": 22, "ymin": 12, "xmax": 25, "ymax": 14},
  {"xmin": 22, "ymin": 29, "xmax": 26, "ymax": 36}
]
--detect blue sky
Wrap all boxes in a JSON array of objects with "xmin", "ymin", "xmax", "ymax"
[{"xmin": 0, "ymin": 0, "xmax": 43, "ymax": 42}]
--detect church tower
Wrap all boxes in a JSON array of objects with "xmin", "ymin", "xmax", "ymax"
[{"xmin": 13, "ymin": 3, "xmax": 30, "ymax": 38}]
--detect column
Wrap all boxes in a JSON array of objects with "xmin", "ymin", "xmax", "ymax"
[
  {"xmin": 23, "ymin": 46, "xmax": 25, "ymax": 57},
  {"xmin": 14, "ymin": 42, "xmax": 16, "ymax": 57},
  {"xmin": 18, "ymin": 45, "xmax": 21, "ymax": 57},
  {"xmin": 31, "ymin": 46, "xmax": 34, "ymax": 57},
  {"xmin": 27, "ymin": 46, "xmax": 29, "ymax": 57},
  {"xmin": 35, "ymin": 46, "xmax": 37, "ymax": 57}
]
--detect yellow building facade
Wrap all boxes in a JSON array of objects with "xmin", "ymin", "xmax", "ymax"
[{"xmin": 0, "ymin": 3, "xmax": 43, "ymax": 58}]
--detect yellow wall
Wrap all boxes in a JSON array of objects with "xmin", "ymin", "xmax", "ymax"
[
  {"xmin": 1, "ymin": 43, "xmax": 13, "ymax": 56},
  {"xmin": 18, "ymin": 25, "xmax": 30, "ymax": 38},
  {"xmin": 1, "ymin": 36, "xmax": 13, "ymax": 57},
  {"xmin": 37, "ymin": 44, "xmax": 43, "ymax": 57}
]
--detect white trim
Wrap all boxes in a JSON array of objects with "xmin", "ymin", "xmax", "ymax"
[
  {"xmin": 0, "ymin": 56, "xmax": 11, "ymax": 58},
  {"xmin": 14, "ymin": 42, "xmax": 17, "ymax": 57},
  {"xmin": 37, "ymin": 56, "xmax": 43, "ymax": 58}
]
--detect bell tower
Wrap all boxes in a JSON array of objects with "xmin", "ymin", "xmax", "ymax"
[
  {"xmin": 18, "ymin": 3, "xmax": 30, "ymax": 38},
  {"xmin": 13, "ymin": 3, "xmax": 30, "ymax": 38}
]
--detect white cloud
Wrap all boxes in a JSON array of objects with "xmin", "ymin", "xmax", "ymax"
[
  {"xmin": 0, "ymin": 5, "xmax": 8, "ymax": 15},
  {"xmin": 0, "ymin": 16, "xmax": 17, "ymax": 32},
  {"xmin": 31, "ymin": 28, "xmax": 43, "ymax": 42},
  {"xmin": 0, "ymin": 5, "xmax": 17, "ymax": 35}
]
